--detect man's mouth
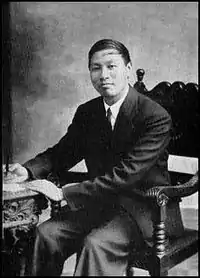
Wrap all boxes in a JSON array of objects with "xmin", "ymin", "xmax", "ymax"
[{"xmin": 101, "ymin": 83, "xmax": 113, "ymax": 87}]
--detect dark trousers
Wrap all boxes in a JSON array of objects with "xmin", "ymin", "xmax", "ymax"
[{"xmin": 31, "ymin": 204, "xmax": 146, "ymax": 276}]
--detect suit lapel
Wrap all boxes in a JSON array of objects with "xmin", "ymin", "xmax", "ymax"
[
  {"xmin": 92, "ymin": 87, "xmax": 140, "ymax": 150},
  {"xmin": 111, "ymin": 86, "xmax": 139, "ymax": 150}
]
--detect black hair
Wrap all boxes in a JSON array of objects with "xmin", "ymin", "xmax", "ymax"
[{"xmin": 88, "ymin": 39, "xmax": 131, "ymax": 68}]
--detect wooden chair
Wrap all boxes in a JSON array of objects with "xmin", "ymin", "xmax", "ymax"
[
  {"xmin": 50, "ymin": 69, "xmax": 198, "ymax": 276},
  {"xmin": 125, "ymin": 69, "xmax": 199, "ymax": 276}
]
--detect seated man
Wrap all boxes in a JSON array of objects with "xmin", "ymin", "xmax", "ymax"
[{"xmin": 3, "ymin": 38, "xmax": 184, "ymax": 276}]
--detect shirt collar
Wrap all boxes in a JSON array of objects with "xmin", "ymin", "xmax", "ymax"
[{"xmin": 103, "ymin": 89, "xmax": 129, "ymax": 120}]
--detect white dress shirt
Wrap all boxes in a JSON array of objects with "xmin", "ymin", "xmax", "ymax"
[{"xmin": 103, "ymin": 90, "xmax": 129, "ymax": 130}]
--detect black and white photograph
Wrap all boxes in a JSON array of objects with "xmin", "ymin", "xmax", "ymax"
[{"xmin": 2, "ymin": 2, "xmax": 198, "ymax": 276}]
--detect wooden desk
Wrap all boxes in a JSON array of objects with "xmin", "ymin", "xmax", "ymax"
[{"xmin": 2, "ymin": 183, "xmax": 48, "ymax": 276}]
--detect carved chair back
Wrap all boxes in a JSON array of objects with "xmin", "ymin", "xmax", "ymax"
[{"xmin": 134, "ymin": 69, "xmax": 199, "ymax": 184}]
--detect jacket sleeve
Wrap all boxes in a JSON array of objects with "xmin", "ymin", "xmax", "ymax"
[
  {"xmin": 62, "ymin": 109, "xmax": 172, "ymax": 210},
  {"xmin": 23, "ymin": 105, "xmax": 86, "ymax": 179}
]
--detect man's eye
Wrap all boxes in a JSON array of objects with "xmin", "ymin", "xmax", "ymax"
[
  {"xmin": 108, "ymin": 65, "xmax": 116, "ymax": 69},
  {"xmin": 91, "ymin": 67, "xmax": 100, "ymax": 71}
]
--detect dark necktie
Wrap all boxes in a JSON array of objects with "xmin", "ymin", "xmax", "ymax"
[{"xmin": 106, "ymin": 107, "xmax": 112, "ymax": 130}]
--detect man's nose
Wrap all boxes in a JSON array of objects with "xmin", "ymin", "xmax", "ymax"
[{"xmin": 100, "ymin": 67, "xmax": 109, "ymax": 80}]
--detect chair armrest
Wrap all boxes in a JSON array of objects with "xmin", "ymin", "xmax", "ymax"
[
  {"xmin": 130, "ymin": 172, "xmax": 198, "ymax": 256},
  {"xmin": 48, "ymin": 171, "xmax": 198, "ymax": 212},
  {"xmin": 132, "ymin": 171, "xmax": 198, "ymax": 206}
]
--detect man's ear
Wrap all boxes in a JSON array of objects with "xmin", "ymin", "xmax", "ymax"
[{"xmin": 126, "ymin": 62, "xmax": 132, "ymax": 80}]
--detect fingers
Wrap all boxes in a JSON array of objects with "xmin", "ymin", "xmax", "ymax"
[
  {"xmin": 3, "ymin": 163, "xmax": 29, "ymax": 184},
  {"xmin": 26, "ymin": 186, "xmax": 40, "ymax": 193},
  {"xmin": 26, "ymin": 184, "xmax": 39, "ymax": 190},
  {"xmin": 27, "ymin": 180, "xmax": 44, "ymax": 187},
  {"xmin": 26, "ymin": 183, "xmax": 42, "ymax": 192},
  {"xmin": 2, "ymin": 163, "xmax": 20, "ymax": 173},
  {"xmin": 26, "ymin": 184, "xmax": 48, "ymax": 199},
  {"xmin": 8, "ymin": 163, "xmax": 21, "ymax": 172},
  {"xmin": 26, "ymin": 181, "xmax": 50, "ymax": 191},
  {"xmin": 25, "ymin": 180, "xmax": 60, "ymax": 201},
  {"xmin": 26, "ymin": 180, "xmax": 46, "ymax": 191}
]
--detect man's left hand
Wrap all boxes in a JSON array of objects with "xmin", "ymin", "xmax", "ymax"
[{"xmin": 26, "ymin": 179, "xmax": 64, "ymax": 202}]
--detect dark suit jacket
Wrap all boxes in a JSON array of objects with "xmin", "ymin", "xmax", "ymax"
[{"xmin": 24, "ymin": 86, "xmax": 184, "ymax": 239}]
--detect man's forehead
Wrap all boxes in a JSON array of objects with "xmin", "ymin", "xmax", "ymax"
[
  {"xmin": 91, "ymin": 48, "xmax": 122, "ymax": 61},
  {"xmin": 99, "ymin": 49, "xmax": 120, "ymax": 56}
]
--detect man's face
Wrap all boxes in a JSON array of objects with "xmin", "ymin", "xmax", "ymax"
[{"xmin": 89, "ymin": 49, "xmax": 132, "ymax": 105}]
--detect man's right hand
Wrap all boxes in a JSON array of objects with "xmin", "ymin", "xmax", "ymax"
[{"xmin": 3, "ymin": 163, "xmax": 29, "ymax": 183}]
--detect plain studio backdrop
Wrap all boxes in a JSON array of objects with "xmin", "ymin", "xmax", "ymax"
[{"xmin": 4, "ymin": 2, "xmax": 198, "ymax": 208}]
